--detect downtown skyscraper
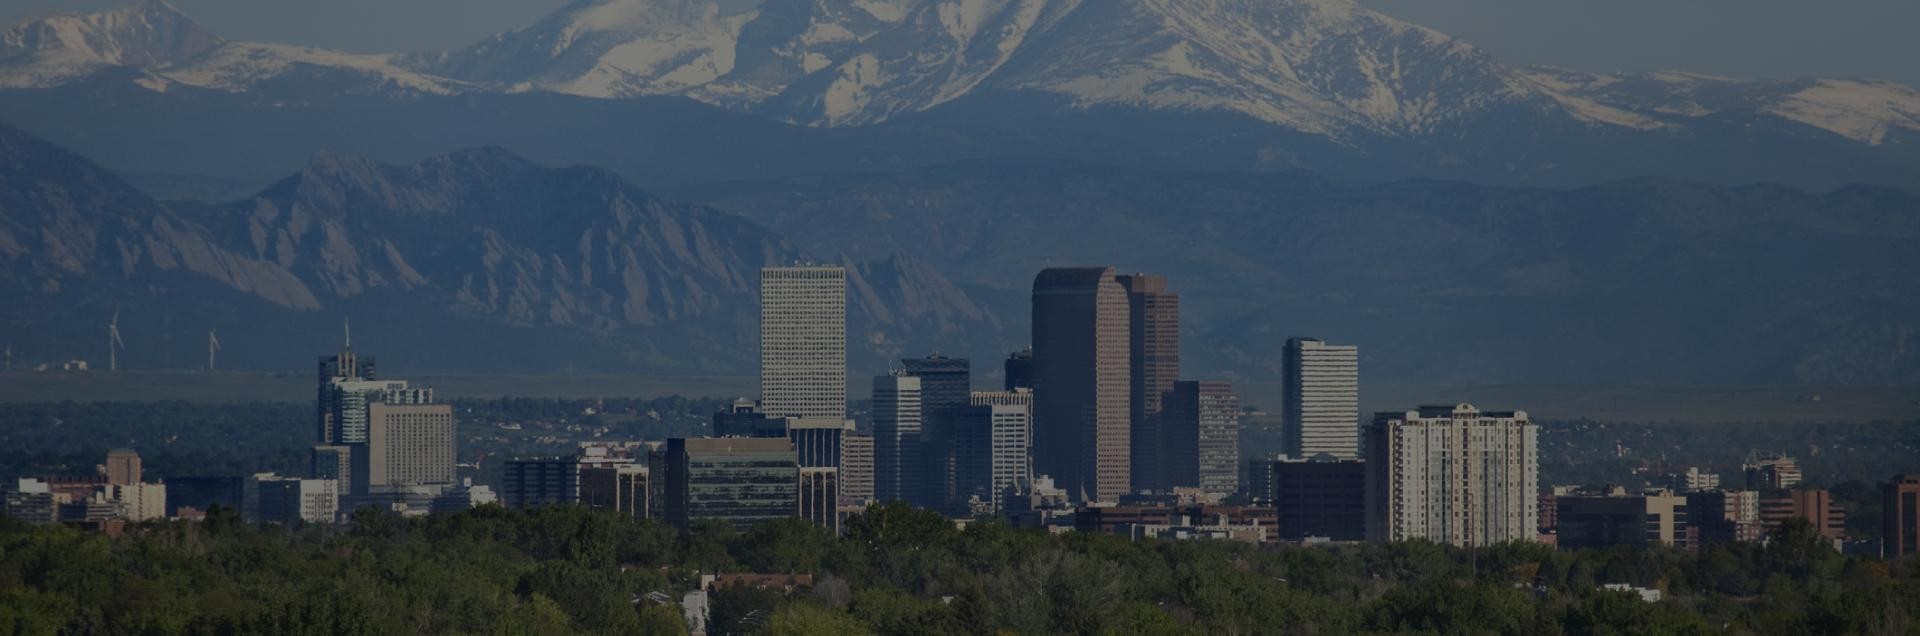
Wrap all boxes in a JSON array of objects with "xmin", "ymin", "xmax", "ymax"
[
  {"xmin": 759, "ymin": 265, "xmax": 846, "ymax": 420},
  {"xmin": 902, "ymin": 354, "xmax": 970, "ymax": 512},
  {"xmin": 1282, "ymin": 337, "xmax": 1360, "ymax": 459},
  {"xmin": 1031, "ymin": 267, "xmax": 1131, "ymax": 502},
  {"xmin": 871, "ymin": 371, "xmax": 923, "ymax": 504},
  {"xmin": 1117, "ymin": 273, "xmax": 1179, "ymax": 492}
]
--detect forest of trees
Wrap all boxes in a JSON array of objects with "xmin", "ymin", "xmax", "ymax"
[{"xmin": 2, "ymin": 503, "xmax": 1917, "ymax": 635}]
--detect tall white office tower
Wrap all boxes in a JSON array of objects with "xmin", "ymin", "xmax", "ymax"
[
  {"xmin": 759, "ymin": 265, "xmax": 847, "ymax": 420},
  {"xmin": 1365, "ymin": 404, "xmax": 1540, "ymax": 547},
  {"xmin": 1282, "ymin": 337, "xmax": 1360, "ymax": 459},
  {"xmin": 872, "ymin": 372, "xmax": 923, "ymax": 504}
]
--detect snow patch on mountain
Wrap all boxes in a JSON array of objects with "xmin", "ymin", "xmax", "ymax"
[
  {"xmin": 0, "ymin": 0, "xmax": 222, "ymax": 88},
  {"xmin": 160, "ymin": 43, "xmax": 462, "ymax": 95},
  {"xmin": 1768, "ymin": 80, "xmax": 1920, "ymax": 145}
]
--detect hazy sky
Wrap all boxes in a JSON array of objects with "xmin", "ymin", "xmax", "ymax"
[{"xmin": 5, "ymin": 0, "xmax": 1917, "ymax": 87}]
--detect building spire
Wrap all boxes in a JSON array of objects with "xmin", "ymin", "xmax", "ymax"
[{"xmin": 344, "ymin": 316, "xmax": 351, "ymax": 350}]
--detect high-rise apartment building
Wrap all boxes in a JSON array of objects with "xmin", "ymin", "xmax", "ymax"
[
  {"xmin": 316, "ymin": 330, "xmax": 376, "ymax": 443},
  {"xmin": 903, "ymin": 354, "xmax": 970, "ymax": 512},
  {"xmin": 1004, "ymin": 348, "xmax": 1034, "ymax": 391},
  {"xmin": 105, "ymin": 449, "xmax": 141, "ymax": 486},
  {"xmin": 1116, "ymin": 274, "xmax": 1179, "ymax": 492},
  {"xmin": 1282, "ymin": 338, "xmax": 1360, "ymax": 459},
  {"xmin": 759, "ymin": 265, "xmax": 846, "ymax": 420},
  {"xmin": 956, "ymin": 392, "xmax": 1034, "ymax": 513},
  {"xmin": 1760, "ymin": 489, "xmax": 1845, "ymax": 539},
  {"xmin": 1885, "ymin": 474, "xmax": 1920, "ymax": 558},
  {"xmin": 841, "ymin": 432, "xmax": 875, "ymax": 505},
  {"xmin": 871, "ymin": 372, "xmax": 923, "ymax": 504},
  {"xmin": 321, "ymin": 379, "xmax": 433, "ymax": 445},
  {"xmin": 1365, "ymin": 404, "xmax": 1540, "ymax": 547},
  {"xmin": 358, "ymin": 403, "xmax": 455, "ymax": 491},
  {"xmin": 665, "ymin": 438, "xmax": 799, "ymax": 532},
  {"xmin": 1163, "ymin": 381, "xmax": 1240, "ymax": 495},
  {"xmin": 1031, "ymin": 267, "xmax": 1131, "ymax": 502}
]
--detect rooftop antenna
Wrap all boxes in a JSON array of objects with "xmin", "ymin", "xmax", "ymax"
[
  {"xmin": 207, "ymin": 329, "xmax": 221, "ymax": 371},
  {"xmin": 108, "ymin": 309, "xmax": 125, "ymax": 371},
  {"xmin": 344, "ymin": 316, "xmax": 351, "ymax": 349}
]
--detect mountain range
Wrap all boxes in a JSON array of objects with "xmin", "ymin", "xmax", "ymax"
[
  {"xmin": 0, "ymin": 0, "xmax": 1917, "ymax": 385},
  {"xmin": 3, "ymin": 121, "xmax": 1915, "ymax": 384},
  {"xmin": 0, "ymin": 122, "xmax": 1013, "ymax": 375},
  {"xmin": 0, "ymin": 0, "xmax": 1916, "ymax": 190}
]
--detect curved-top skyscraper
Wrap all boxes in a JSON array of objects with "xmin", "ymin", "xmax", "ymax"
[{"xmin": 1031, "ymin": 267, "xmax": 1131, "ymax": 502}]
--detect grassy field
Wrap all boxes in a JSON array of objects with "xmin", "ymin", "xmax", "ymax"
[{"xmin": 1, "ymin": 370, "xmax": 1915, "ymax": 424}]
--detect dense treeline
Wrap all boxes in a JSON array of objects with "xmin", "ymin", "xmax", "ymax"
[{"xmin": 3, "ymin": 504, "xmax": 1917, "ymax": 635}]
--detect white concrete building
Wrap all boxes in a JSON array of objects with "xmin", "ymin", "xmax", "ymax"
[
  {"xmin": 759, "ymin": 265, "xmax": 846, "ymax": 420},
  {"xmin": 1283, "ymin": 338, "xmax": 1360, "ymax": 459},
  {"xmin": 1365, "ymin": 404, "xmax": 1539, "ymax": 546}
]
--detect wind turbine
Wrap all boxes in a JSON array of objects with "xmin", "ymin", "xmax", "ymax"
[
  {"xmin": 108, "ymin": 309, "xmax": 125, "ymax": 371},
  {"xmin": 207, "ymin": 329, "xmax": 221, "ymax": 371}
]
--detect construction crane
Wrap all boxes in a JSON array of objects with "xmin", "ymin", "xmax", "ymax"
[{"xmin": 108, "ymin": 309, "xmax": 125, "ymax": 371}]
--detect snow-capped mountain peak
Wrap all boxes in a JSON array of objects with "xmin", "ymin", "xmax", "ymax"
[{"xmin": 0, "ymin": 0, "xmax": 222, "ymax": 88}]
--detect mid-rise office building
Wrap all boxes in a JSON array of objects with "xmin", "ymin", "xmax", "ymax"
[
  {"xmin": 903, "ymin": 354, "xmax": 970, "ymax": 512},
  {"xmin": 165, "ymin": 476, "xmax": 242, "ymax": 517},
  {"xmin": 1744, "ymin": 453, "xmax": 1803, "ymax": 492},
  {"xmin": 246, "ymin": 474, "xmax": 338, "ymax": 525},
  {"xmin": 105, "ymin": 449, "xmax": 141, "ymax": 486},
  {"xmin": 1004, "ymin": 348, "xmax": 1034, "ymax": 391},
  {"xmin": 1687, "ymin": 489, "xmax": 1764, "ymax": 545},
  {"xmin": 841, "ymin": 432, "xmax": 875, "ymax": 505},
  {"xmin": 665, "ymin": 438, "xmax": 799, "ymax": 532},
  {"xmin": 580, "ymin": 465, "xmax": 650, "ymax": 520},
  {"xmin": 1163, "ymin": 381, "xmax": 1240, "ymax": 496},
  {"xmin": 2, "ymin": 479, "xmax": 57, "ymax": 525},
  {"xmin": 358, "ymin": 403, "xmax": 455, "ymax": 491},
  {"xmin": 1282, "ymin": 338, "xmax": 1360, "ymax": 460},
  {"xmin": 1556, "ymin": 489, "xmax": 1690, "ymax": 550},
  {"xmin": 502, "ymin": 444, "xmax": 644, "ymax": 509},
  {"xmin": 1885, "ymin": 474, "xmax": 1920, "ymax": 558},
  {"xmin": 311, "ymin": 445, "xmax": 353, "ymax": 492},
  {"xmin": 1271, "ymin": 457, "xmax": 1367, "ymax": 542},
  {"xmin": 759, "ymin": 265, "xmax": 846, "ymax": 420},
  {"xmin": 714, "ymin": 398, "xmax": 778, "ymax": 438},
  {"xmin": 871, "ymin": 372, "xmax": 923, "ymax": 504},
  {"xmin": 108, "ymin": 482, "xmax": 167, "ymax": 521},
  {"xmin": 1760, "ymin": 489, "xmax": 1845, "ymax": 539},
  {"xmin": 1678, "ymin": 467, "xmax": 1721, "ymax": 493},
  {"xmin": 1031, "ymin": 266, "xmax": 1131, "ymax": 502},
  {"xmin": 1116, "ymin": 274, "xmax": 1179, "ymax": 493},
  {"xmin": 1365, "ymin": 404, "xmax": 1539, "ymax": 547},
  {"xmin": 799, "ymin": 467, "xmax": 841, "ymax": 533},
  {"xmin": 954, "ymin": 398, "xmax": 1032, "ymax": 513}
]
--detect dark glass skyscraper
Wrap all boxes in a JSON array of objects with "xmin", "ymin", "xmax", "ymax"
[
  {"xmin": 1116, "ymin": 273, "xmax": 1179, "ymax": 492},
  {"xmin": 1004, "ymin": 348, "xmax": 1034, "ymax": 391},
  {"xmin": 1031, "ymin": 267, "xmax": 1130, "ymax": 502},
  {"xmin": 903, "ymin": 354, "xmax": 970, "ymax": 512}
]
